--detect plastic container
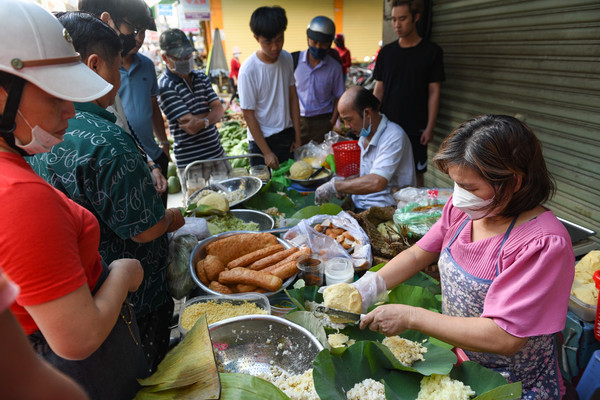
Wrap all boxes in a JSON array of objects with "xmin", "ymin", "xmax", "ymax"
[
  {"xmin": 569, "ymin": 294, "xmax": 597, "ymax": 322},
  {"xmin": 231, "ymin": 167, "xmax": 248, "ymax": 177},
  {"xmin": 576, "ymin": 349, "xmax": 600, "ymax": 400},
  {"xmin": 268, "ymin": 291, "xmax": 297, "ymax": 316},
  {"xmin": 297, "ymin": 253, "xmax": 324, "ymax": 287},
  {"xmin": 332, "ymin": 140, "xmax": 360, "ymax": 178},
  {"xmin": 178, "ymin": 293, "xmax": 270, "ymax": 336},
  {"xmin": 325, "ymin": 257, "xmax": 354, "ymax": 285}
]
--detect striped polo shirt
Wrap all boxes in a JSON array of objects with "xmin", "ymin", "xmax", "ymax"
[{"xmin": 157, "ymin": 68, "xmax": 225, "ymax": 168}]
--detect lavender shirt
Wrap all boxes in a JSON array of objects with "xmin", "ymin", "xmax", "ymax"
[
  {"xmin": 294, "ymin": 51, "xmax": 345, "ymax": 117},
  {"xmin": 417, "ymin": 199, "xmax": 575, "ymax": 337}
]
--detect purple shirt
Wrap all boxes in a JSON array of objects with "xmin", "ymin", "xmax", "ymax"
[
  {"xmin": 294, "ymin": 50, "xmax": 345, "ymax": 117},
  {"xmin": 417, "ymin": 199, "xmax": 575, "ymax": 338}
]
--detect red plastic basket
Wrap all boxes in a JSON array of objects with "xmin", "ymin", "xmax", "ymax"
[{"xmin": 332, "ymin": 140, "xmax": 361, "ymax": 177}]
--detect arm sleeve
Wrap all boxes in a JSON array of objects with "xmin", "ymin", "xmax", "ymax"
[
  {"xmin": 332, "ymin": 63, "xmax": 345, "ymax": 98},
  {"xmin": 199, "ymin": 72, "xmax": 219, "ymax": 104},
  {"xmin": 482, "ymin": 235, "xmax": 575, "ymax": 337},
  {"xmin": 238, "ymin": 65, "xmax": 256, "ymax": 111},
  {"xmin": 0, "ymin": 183, "xmax": 87, "ymax": 306},
  {"xmin": 158, "ymin": 85, "xmax": 189, "ymax": 122},
  {"xmin": 373, "ymin": 48, "xmax": 385, "ymax": 81},
  {"xmin": 429, "ymin": 45, "xmax": 445, "ymax": 83},
  {"xmin": 86, "ymin": 153, "xmax": 164, "ymax": 240}
]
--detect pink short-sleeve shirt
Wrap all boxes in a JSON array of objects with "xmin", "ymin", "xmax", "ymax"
[{"xmin": 417, "ymin": 199, "xmax": 575, "ymax": 337}]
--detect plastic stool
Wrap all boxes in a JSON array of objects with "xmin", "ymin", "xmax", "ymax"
[{"xmin": 577, "ymin": 349, "xmax": 600, "ymax": 400}]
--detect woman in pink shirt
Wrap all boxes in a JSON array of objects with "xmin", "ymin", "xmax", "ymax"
[{"xmin": 357, "ymin": 115, "xmax": 574, "ymax": 399}]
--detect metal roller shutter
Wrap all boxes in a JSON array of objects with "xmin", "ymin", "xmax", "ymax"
[{"xmin": 424, "ymin": 0, "xmax": 600, "ymax": 247}]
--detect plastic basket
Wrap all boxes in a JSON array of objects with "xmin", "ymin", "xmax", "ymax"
[{"xmin": 332, "ymin": 140, "xmax": 360, "ymax": 177}]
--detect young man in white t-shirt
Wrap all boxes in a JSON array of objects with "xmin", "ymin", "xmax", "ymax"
[{"xmin": 238, "ymin": 6, "xmax": 301, "ymax": 169}]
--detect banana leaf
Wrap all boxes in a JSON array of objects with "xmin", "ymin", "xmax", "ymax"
[
  {"xmin": 219, "ymin": 373, "xmax": 290, "ymax": 399},
  {"xmin": 313, "ymin": 344, "xmax": 521, "ymax": 400},
  {"xmin": 284, "ymin": 286, "xmax": 323, "ymax": 311},
  {"xmin": 136, "ymin": 315, "xmax": 220, "ymax": 398},
  {"xmin": 285, "ymin": 310, "xmax": 330, "ymax": 351},
  {"xmin": 291, "ymin": 204, "xmax": 343, "ymax": 220}
]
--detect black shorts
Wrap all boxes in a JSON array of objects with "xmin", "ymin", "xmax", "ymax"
[{"xmin": 407, "ymin": 130, "xmax": 428, "ymax": 174}]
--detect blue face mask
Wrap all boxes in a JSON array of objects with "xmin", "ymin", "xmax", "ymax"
[
  {"xmin": 359, "ymin": 110, "xmax": 371, "ymax": 137},
  {"xmin": 308, "ymin": 46, "xmax": 328, "ymax": 60}
]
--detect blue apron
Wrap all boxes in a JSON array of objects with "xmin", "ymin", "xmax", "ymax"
[
  {"xmin": 29, "ymin": 266, "xmax": 150, "ymax": 400},
  {"xmin": 439, "ymin": 217, "xmax": 561, "ymax": 400}
]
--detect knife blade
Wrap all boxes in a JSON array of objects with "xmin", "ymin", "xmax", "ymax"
[{"xmin": 315, "ymin": 305, "xmax": 364, "ymax": 323}]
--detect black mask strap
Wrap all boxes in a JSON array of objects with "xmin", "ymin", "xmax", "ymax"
[{"xmin": 0, "ymin": 77, "xmax": 28, "ymax": 156}]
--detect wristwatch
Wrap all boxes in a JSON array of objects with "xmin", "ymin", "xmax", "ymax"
[
  {"xmin": 150, "ymin": 163, "xmax": 161, "ymax": 171},
  {"xmin": 203, "ymin": 117, "xmax": 209, "ymax": 129}
]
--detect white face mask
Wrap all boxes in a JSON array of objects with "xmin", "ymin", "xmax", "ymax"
[
  {"xmin": 172, "ymin": 57, "xmax": 194, "ymax": 75},
  {"xmin": 15, "ymin": 110, "xmax": 63, "ymax": 155},
  {"xmin": 452, "ymin": 183, "xmax": 494, "ymax": 220}
]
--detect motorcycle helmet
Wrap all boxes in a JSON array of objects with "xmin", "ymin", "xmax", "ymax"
[{"xmin": 306, "ymin": 16, "xmax": 335, "ymax": 43}]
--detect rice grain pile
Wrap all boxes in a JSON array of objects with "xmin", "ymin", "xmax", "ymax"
[
  {"xmin": 416, "ymin": 374, "xmax": 476, "ymax": 400},
  {"xmin": 180, "ymin": 300, "xmax": 267, "ymax": 329},
  {"xmin": 346, "ymin": 378, "xmax": 385, "ymax": 400},
  {"xmin": 327, "ymin": 333, "xmax": 355, "ymax": 348},
  {"xmin": 382, "ymin": 336, "xmax": 427, "ymax": 366},
  {"xmin": 259, "ymin": 368, "xmax": 319, "ymax": 400}
]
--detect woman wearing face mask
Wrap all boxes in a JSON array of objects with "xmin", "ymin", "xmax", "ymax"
[
  {"xmin": 315, "ymin": 86, "xmax": 416, "ymax": 210},
  {"xmin": 355, "ymin": 114, "xmax": 575, "ymax": 399},
  {"xmin": 0, "ymin": 2, "xmax": 147, "ymax": 399}
]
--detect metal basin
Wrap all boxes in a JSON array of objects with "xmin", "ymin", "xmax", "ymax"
[
  {"xmin": 206, "ymin": 209, "xmax": 275, "ymax": 232},
  {"xmin": 189, "ymin": 231, "xmax": 297, "ymax": 297},
  {"xmin": 188, "ymin": 176, "xmax": 263, "ymax": 208},
  {"xmin": 209, "ymin": 314, "xmax": 323, "ymax": 376}
]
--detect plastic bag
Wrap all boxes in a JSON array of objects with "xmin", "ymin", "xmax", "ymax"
[
  {"xmin": 320, "ymin": 130, "xmax": 346, "ymax": 155},
  {"xmin": 393, "ymin": 187, "xmax": 453, "ymax": 209},
  {"xmin": 166, "ymin": 234, "xmax": 198, "ymax": 299},
  {"xmin": 393, "ymin": 202, "xmax": 445, "ymax": 238},
  {"xmin": 294, "ymin": 141, "xmax": 328, "ymax": 168},
  {"xmin": 173, "ymin": 217, "xmax": 211, "ymax": 241},
  {"xmin": 283, "ymin": 210, "xmax": 372, "ymax": 271}
]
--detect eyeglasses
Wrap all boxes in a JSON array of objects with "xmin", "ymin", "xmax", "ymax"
[{"xmin": 118, "ymin": 19, "xmax": 143, "ymax": 37}]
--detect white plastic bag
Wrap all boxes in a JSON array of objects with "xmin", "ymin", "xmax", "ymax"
[{"xmin": 283, "ymin": 211, "xmax": 372, "ymax": 271}]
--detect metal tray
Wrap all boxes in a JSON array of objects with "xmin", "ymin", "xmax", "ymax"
[
  {"xmin": 189, "ymin": 231, "xmax": 297, "ymax": 297},
  {"xmin": 188, "ymin": 176, "xmax": 262, "ymax": 208},
  {"xmin": 557, "ymin": 217, "xmax": 596, "ymax": 244}
]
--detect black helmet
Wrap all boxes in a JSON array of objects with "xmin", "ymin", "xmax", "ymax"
[{"xmin": 306, "ymin": 16, "xmax": 335, "ymax": 43}]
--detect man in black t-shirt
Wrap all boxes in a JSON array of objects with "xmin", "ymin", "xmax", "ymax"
[{"xmin": 374, "ymin": 0, "xmax": 445, "ymax": 187}]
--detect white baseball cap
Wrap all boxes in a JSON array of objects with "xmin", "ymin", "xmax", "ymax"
[{"xmin": 0, "ymin": 0, "xmax": 112, "ymax": 102}]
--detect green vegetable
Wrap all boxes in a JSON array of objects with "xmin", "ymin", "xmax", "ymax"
[{"xmin": 206, "ymin": 213, "xmax": 260, "ymax": 234}]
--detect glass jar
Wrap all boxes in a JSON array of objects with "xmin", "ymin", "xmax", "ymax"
[{"xmin": 249, "ymin": 165, "xmax": 270, "ymax": 181}]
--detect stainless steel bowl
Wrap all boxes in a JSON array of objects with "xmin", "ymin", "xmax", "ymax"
[
  {"xmin": 206, "ymin": 209, "xmax": 275, "ymax": 231},
  {"xmin": 286, "ymin": 168, "xmax": 333, "ymax": 188},
  {"xmin": 188, "ymin": 176, "xmax": 263, "ymax": 208},
  {"xmin": 189, "ymin": 231, "xmax": 297, "ymax": 297},
  {"xmin": 209, "ymin": 315, "xmax": 323, "ymax": 376}
]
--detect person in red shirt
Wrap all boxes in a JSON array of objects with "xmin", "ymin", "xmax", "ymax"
[
  {"xmin": 334, "ymin": 33, "xmax": 352, "ymax": 83},
  {"xmin": 229, "ymin": 46, "xmax": 242, "ymax": 106}
]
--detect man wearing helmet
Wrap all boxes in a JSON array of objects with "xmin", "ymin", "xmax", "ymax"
[
  {"xmin": 238, "ymin": 6, "xmax": 301, "ymax": 169},
  {"xmin": 294, "ymin": 16, "xmax": 345, "ymax": 145}
]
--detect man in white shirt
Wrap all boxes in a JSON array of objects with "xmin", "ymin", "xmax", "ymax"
[
  {"xmin": 316, "ymin": 86, "xmax": 416, "ymax": 211},
  {"xmin": 238, "ymin": 6, "xmax": 301, "ymax": 169}
]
